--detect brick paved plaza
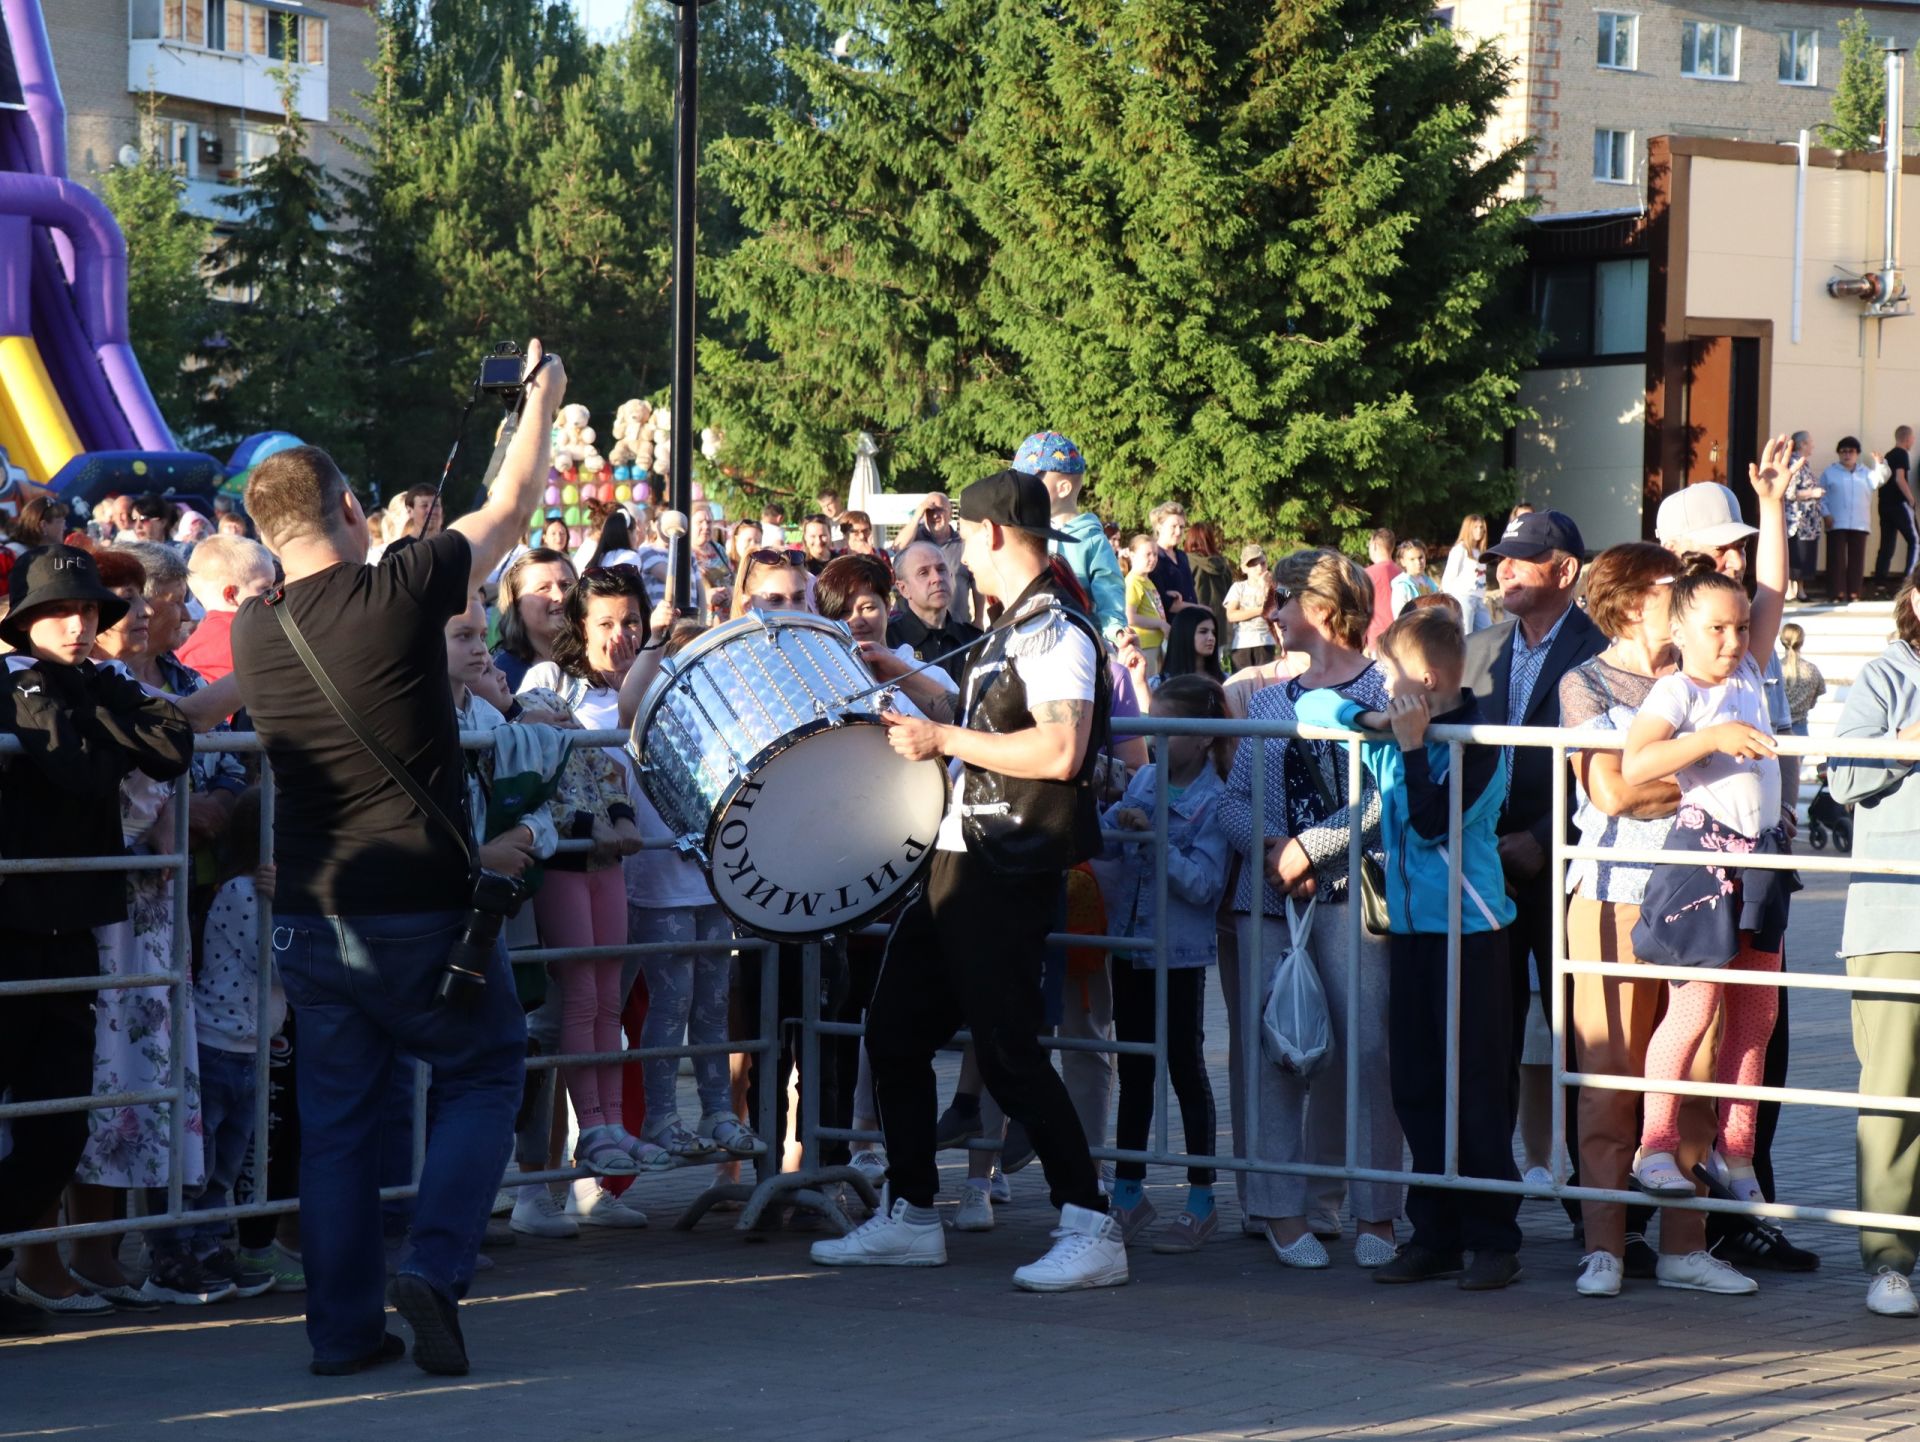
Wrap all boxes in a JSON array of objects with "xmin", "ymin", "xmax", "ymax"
[{"xmin": 7, "ymin": 877, "xmax": 1920, "ymax": 1442}]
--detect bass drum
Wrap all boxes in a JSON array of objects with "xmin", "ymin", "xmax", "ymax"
[{"xmin": 631, "ymin": 611, "xmax": 949, "ymax": 940}]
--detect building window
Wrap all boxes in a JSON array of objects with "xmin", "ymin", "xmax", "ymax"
[
  {"xmin": 1682, "ymin": 21, "xmax": 1740, "ymax": 80},
  {"xmin": 1597, "ymin": 12, "xmax": 1637, "ymax": 70},
  {"xmin": 1430, "ymin": 7, "xmax": 1455, "ymax": 31},
  {"xmin": 1778, "ymin": 29, "xmax": 1817, "ymax": 85},
  {"xmin": 143, "ymin": 0, "xmax": 324, "ymax": 64},
  {"xmin": 167, "ymin": 120, "xmax": 199, "ymax": 180},
  {"xmin": 1594, "ymin": 129, "xmax": 1633, "ymax": 183},
  {"xmin": 1595, "ymin": 258, "xmax": 1649, "ymax": 355},
  {"xmin": 1531, "ymin": 257, "xmax": 1649, "ymax": 362}
]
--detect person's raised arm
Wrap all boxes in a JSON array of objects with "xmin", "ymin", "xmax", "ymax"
[
  {"xmin": 1746, "ymin": 433, "xmax": 1792, "ymax": 662},
  {"xmin": 452, "ymin": 339, "xmax": 568, "ymax": 593}
]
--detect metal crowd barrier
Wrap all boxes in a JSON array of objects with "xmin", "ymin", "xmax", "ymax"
[
  {"xmin": 798, "ymin": 714, "xmax": 1920, "ymax": 1240},
  {"xmin": 0, "ymin": 729, "xmax": 782, "ymax": 1251}
]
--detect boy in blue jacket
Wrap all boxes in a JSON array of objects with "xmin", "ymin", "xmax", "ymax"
[
  {"xmin": 1013, "ymin": 431, "xmax": 1128, "ymax": 642},
  {"xmin": 1295, "ymin": 606, "xmax": 1523, "ymax": 1291}
]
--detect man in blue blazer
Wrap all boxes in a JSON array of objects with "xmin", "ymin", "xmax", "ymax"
[{"xmin": 1462, "ymin": 511, "xmax": 1606, "ymax": 1141}]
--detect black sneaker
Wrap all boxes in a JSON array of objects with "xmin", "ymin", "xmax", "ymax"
[
  {"xmin": 310, "ymin": 1332, "xmax": 407, "ymax": 1377},
  {"xmin": 1623, "ymin": 1232, "xmax": 1659, "ymax": 1280},
  {"xmin": 140, "ymin": 1251, "xmax": 239, "ymax": 1306},
  {"xmin": 1372, "ymin": 1244, "xmax": 1464, "ymax": 1284},
  {"xmin": 999, "ymin": 1120, "xmax": 1037, "ymax": 1175},
  {"xmin": 1459, "ymin": 1250, "xmax": 1523, "ymax": 1290},
  {"xmin": 196, "ymin": 1247, "xmax": 276, "ymax": 1300},
  {"xmin": 933, "ymin": 1099, "xmax": 983, "ymax": 1150},
  {"xmin": 1712, "ymin": 1218, "xmax": 1821, "ymax": 1273},
  {"xmin": 390, "ymin": 1273, "xmax": 469, "ymax": 1377}
]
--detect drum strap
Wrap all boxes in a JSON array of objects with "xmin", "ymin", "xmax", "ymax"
[{"xmin": 271, "ymin": 597, "xmax": 476, "ymax": 872}]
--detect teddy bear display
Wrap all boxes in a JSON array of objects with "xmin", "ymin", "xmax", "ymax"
[{"xmin": 528, "ymin": 397, "xmax": 717, "ymax": 547}]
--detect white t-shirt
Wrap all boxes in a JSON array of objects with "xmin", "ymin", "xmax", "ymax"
[
  {"xmin": 934, "ymin": 615, "xmax": 1097, "ymax": 852},
  {"xmin": 1223, "ymin": 579, "xmax": 1276, "ymax": 652},
  {"xmin": 1641, "ymin": 654, "xmax": 1780, "ymax": 838}
]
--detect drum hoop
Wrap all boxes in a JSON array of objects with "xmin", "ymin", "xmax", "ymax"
[
  {"xmin": 702, "ymin": 715, "xmax": 944, "ymax": 943},
  {"xmin": 635, "ymin": 610, "xmax": 854, "ymax": 733}
]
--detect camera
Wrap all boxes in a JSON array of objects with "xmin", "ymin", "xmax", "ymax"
[
  {"xmin": 477, "ymin": 342, "xmax": 528, "ymax": 399},
  {"xmin": 434, "ymin": 869, "xmax": 525, "ymax": 1011}
]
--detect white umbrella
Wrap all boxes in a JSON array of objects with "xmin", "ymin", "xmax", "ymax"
[{"xmin": 847, "ymin": 431, "xmax": 882, "ymax": 516}]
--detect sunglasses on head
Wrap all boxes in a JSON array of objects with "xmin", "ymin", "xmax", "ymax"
[
  {"xmin": 584, "ymin": 563, "xmax": 642, "ymax": 582},
  {"xmin": 1271, "ymin": 584, "xmax": 1294, "ymax": 606},
  {"xmin": 745, "ymin": 548, "xmax": 790, "ymax": 566}
]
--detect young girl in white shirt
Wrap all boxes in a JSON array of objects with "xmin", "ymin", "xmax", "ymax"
[{"xmin": 1622, "ymin": 438, "xmax": 1796, "ymax": 1205}]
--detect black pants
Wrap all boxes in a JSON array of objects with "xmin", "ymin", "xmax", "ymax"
[
  {"xmin": 1111, "ymin": 963, "xmax": 1216, "ymax": 1185},
  {"xmin": 1876, "ymin": 505, "xmax": 1918, "ymax": 582},
  {"xmin": 235, "ymin": 1011, "xmax": 302, "ymax": 1250},
  {"xmin": 1789, "ymin": 535, "xmax": 1821, "ymax": 582},
  {"xmin": 738, "ymin": 940, "xmax": 847, "ymax": 1168},
  {"xmin": 1231, "ymin": 645, "xmax": 1276, "ymax": 673},
  {"xmin": 823, "ymin": 931, "xmax": 886, "ymax": 1166},
  {"xmin": 866, "ymin": 850, "xmax": 1103, "ymax": 1211},
  {"xmin": 1829, "ymin": 528, "xmax": 1868, "ymax": 599},
  {"xmin": 1390, "ymin": 930, "xmax": 1522, "ymax": 1254},
  {"xmin": 0, "ymin": 930, "xmax": 98, "ymax": 1268}
]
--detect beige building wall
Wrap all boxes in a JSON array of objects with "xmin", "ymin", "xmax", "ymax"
[
  {"xmin": 1516, "ymin": 363, "xmax": 1646, "ymax": 548},
  {"xmin": 44, "ymin": 0, "xmax": 376, "ymax": 204},
  {"xmin": 1451, "ymin": 0, "xmax": 1920, "ymax": 214}
]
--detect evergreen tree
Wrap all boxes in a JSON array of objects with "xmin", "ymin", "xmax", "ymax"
[
  {"xmin": 199, "ymin": 49, "xmax": 360, "ymax": 458},
  {"xmin": 1819, "ymin": 13, "xmax": 1887, "ymax": 153},
  {"xmin": 99, "ymin": 99, "xmax": 215, "ymax": 441}
]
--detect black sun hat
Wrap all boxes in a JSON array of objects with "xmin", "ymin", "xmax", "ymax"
[{"xmin": 0, "ymin": 544, "xmax": 129, "ymax": 649}]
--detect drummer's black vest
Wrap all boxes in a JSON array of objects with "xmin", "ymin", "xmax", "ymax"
[{"xmin": 957, "ymin": 573, "xmax": 1110, "ymax": 874}]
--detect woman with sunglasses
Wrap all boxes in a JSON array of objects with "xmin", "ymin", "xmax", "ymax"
[{"xmin": 730, "ymin": 547, "xmax": 812, "ymax": 619}]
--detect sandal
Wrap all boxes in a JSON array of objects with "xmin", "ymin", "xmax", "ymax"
[
  {"xmin": 1722, "ymin": 1156, "xmax": 1765, "ymax": 1203},
  {"xmin": 619, "ymin": 1131, "xmax": 681, "ymax": 1172},
  {"xmin": 699, "ymin": 1110, "xmax": 769, "ymax": 1159},
  {"xmin": 1632, "ymin": 1148, "xmax": 1695, "ymax": 1197},
  {"xmin": 576, "ymin": 1125, "xmax": 641, "ymax": 1177},
  {"xmin": 645, "ymin": 1117, "xmax": 718, "ymax": 1160}
]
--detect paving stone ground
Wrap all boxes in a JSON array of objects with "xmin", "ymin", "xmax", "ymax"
[{"xmin": 7, "ymin": 877, "xmax": 1920, "ymax": 1442}]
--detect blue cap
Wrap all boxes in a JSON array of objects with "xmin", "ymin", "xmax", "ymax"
[
  {"xmin": 1012, "ymin": 431, "xmax": 1085, "ymax": 476},
  {"xmin": 1484, "ymin": 509, "xmax": 1585, "ymax": 562}
]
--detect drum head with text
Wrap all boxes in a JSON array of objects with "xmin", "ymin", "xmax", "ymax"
[{"xmin": 706, "ymin": 719, "xmax": 947, "ymax": 940}]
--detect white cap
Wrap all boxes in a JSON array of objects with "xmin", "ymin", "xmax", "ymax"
[{"xmin": 1654, "ymin": 483, "xmax": 1758, "ymax": 552}]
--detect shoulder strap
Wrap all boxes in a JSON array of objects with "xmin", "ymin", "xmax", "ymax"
[{"xmin": 271, "ymin": 596, "xmax": 474, "ymax": 869}]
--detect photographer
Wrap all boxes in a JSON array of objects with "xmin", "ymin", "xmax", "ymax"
[{"xmin": 230, "ymin": 339, "xmax": 566, "ymax": 1379}]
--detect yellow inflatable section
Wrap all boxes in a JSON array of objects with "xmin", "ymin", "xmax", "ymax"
[{"xmin": 0, "ymin": 333, "xmax": 82, "ymax": 483}]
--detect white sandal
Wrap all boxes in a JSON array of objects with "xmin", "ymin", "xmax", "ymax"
[{"xmin": 1632, "ymin": 1148, "xmax": 1695, "ymax": 1197}]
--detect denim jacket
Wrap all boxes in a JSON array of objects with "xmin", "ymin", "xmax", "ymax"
[{"xmin": 1097, "ymin": 762, "xmax": 1231, "ymax": 967}]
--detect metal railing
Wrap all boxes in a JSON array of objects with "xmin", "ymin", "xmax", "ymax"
[
  {"xmin": 796, "ymin": 714, "xmax": 1920, "ymax": 1240},
  {"xmin": 0, "ymin": 729, "xmax": 782, "ymax": 1251}
]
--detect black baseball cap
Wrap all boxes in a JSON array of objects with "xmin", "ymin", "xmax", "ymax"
[
  {"xmin": 1484, "ymin": 509, "xmax": 1585, "ymax": 562},
  {"xmin": 956, "ymin": 469, "xmax": 1072, "ymax": 543}
]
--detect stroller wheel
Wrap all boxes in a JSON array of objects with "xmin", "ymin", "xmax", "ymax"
[
  {"xmin": 1836, "ymin": 824, "xmax": 1853, "ymax": 854},
  {"xmin": 1808, "ymin": 823, "xmax": 1828, "ymax": 851}
]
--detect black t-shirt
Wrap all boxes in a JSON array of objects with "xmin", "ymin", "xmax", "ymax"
[
  {"xmin": 232, "ymin": 532, "xmax": 473, "ymax": 915},
  {"xmin": 1883, "ymin": 447, "xmax": 1912, "ymax": 517}
]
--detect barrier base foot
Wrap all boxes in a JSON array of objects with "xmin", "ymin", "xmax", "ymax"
[
  {"xmin": 673, "ymin": 1182, "xmax": 759, "ymax": 1231},
  {"xmin": 734, "ymin": 1167, "xmax": 881, "ymax": 1236}
]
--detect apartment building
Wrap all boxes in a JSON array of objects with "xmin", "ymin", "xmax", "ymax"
[
  {"xmin": 1449, "ymin": 0, "xmax": 1920, "ymax": 213},
  {"xmin": 45, "ymin": 0, "xmax": 376, "ymax": 219}
]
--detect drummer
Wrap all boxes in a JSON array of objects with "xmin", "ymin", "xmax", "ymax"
[
  {"xmin": 811, "ymin": 469, "xmax": 1125, "ymax": 1293},
  {"xmin": 812, "ymin": 553, "xmax": 959, "ymax": 718}
]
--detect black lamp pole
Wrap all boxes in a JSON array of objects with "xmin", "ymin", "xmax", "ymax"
[{"xmin": 666, "ymin": 0, "xmax": 707, "ymax": 614}]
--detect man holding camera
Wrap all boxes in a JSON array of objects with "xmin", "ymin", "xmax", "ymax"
[{"xmin": 231, "ymin": 340, "xmax": 566, "ymax": 1379}]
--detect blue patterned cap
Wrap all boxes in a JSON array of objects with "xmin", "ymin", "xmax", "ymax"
[{"xmin": 1012, "ymin": 430, "xmax": 1086, "ymax": 477}]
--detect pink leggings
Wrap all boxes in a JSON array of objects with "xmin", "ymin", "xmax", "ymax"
[
  {"xmin": 1641, "ymin": 940, "xmax": 1781, "ymax": 1160},
  {"xmin": 534, "ymin": 867, "xmax": 631, "ymax": 1131}
]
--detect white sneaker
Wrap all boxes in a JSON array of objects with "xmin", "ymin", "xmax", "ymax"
[
  {"xmin": 1012, "ymin": 1204, "xmax": 1130, "ymax": 1293},
  {"xmin": 568, "ymin": 1180, "xmax": 650, "ymax": 1229},
  {"xmin": 1523, "ymin": 1165, "xmax": 1554, "ymax": 1191},
  {"xmin": 989, "ymin": 1166, "xmax": 1012, "ymax": 1205},
  {"xmin": 953, "ymin": 1184, "xmax": 995, "ymax": 1232},
  {"xmin": 1867, "ymin": 1268, "xmax": 1920, "ymax": 1317},
  {"xmin": 810, "ymin": 1190, "xmax": 948, "ymax": 1268},
  {"xmin": 1576, "ymin": 1250, "xmax": 1622, "ymax": 1297},
  {"xmin": 848, "ymin": 1149, "xmax": 888, "ymax": 1185},
  {"xmin": 510, "ymin": 1189, "xmax": 579, "ymax": 1239},
  {"xmin": 1656, "ymin": 1249, "xmax": 1758, "ymax": 1295}
]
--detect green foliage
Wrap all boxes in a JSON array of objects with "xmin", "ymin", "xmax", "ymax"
[
  {"xmin": 704, "ymin": 0, "xmax": 1534, "ymax": 545},
  {"xmin": 98, "ymin": 128, "xmax": 214, "ymax": 442},
  {"xmin": 1819, "ymin": 13, "xmax": 1886, "ymax": 153}
]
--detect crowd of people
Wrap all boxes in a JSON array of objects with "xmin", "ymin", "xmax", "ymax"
[{"xmin": 4, "ymin": 351, "xmax": 1920, "ymax": 1382}]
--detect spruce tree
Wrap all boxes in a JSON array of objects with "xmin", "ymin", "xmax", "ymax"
[{"xmin": 1819, "ymin": 13, "xmax": 1887, "ymax": 153}]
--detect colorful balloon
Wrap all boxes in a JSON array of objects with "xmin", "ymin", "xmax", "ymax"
[
  {"xmin": 614, "ymin": 484, "xmax": 632, "ymax": 503},
  {"xmin": 564, "ymin": 505, "xmax": 582, "ymax": 527},
  {"xmin": 691, "ymin": 482, "xmax": 706, "ymax": 502},
  {"xmin": 544, "ymin": 485, "xmax": 561, "ymax": 506},
  {"xmin": 562, "ymin": 484, "xmax": 579, "ymax": 506}
]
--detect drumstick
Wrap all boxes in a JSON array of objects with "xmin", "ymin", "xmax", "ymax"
[{"xmin": 836, "ymin": 612, "xmax": 1052, "ymax": 708}]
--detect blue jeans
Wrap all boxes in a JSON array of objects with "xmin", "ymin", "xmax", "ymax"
[
  {"xmin": 275, "ymin": 911, "xmax": 526, "ymax": 1366},
  {"xmin": 155, "ymin": 1045, "xmax": 260, "ymax": 1255}
]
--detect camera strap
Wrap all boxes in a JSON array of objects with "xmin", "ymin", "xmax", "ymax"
[{"xmin": 271, "ymin": 598, "xmax": 476, "ymax": 873}]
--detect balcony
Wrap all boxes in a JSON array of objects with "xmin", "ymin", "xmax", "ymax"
[{"xmin": 127, "ymin": 42, "xmax": 328, "ymax": 122}]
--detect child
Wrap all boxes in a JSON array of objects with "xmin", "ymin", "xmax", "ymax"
[
  {"xmin": 147, "ymin": 789, "xmax": 281, "ymax": 1299},
  {"xmin": 0, "ymin": 546, "xmax": 192, "ymax": 1329},
  {"xmin": 1099, "ymin": 676, "xmax": 1233, "ymax": 1253},
  {"xmin": 1389, "ymin": 541, "xmax": 1439, "ymax": 618},
  {"xmin": 1012, "ymin": 430, "xmax": 1127, "ymax": 642},
  {"xmin": 1776, "ymin": 621, "xmax": 1827, "ymax": 738},
  {"xmin": 1124, "ymin": 534, "xmax": 1169, "ymax": 673},
  {"xmin": 176, "ymin": 535, "xmax": 276, "ymax": 685},
  {"xmin": 1623, "ymin": 436, "xmax": 1796, "ymax": 1204},
  {"xmin": 1296, "ymin": 605, "xmax": 1522, "ymax": 1289}
]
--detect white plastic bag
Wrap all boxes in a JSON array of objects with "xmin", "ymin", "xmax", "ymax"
[{"xmin": 1260, "ymin": 894, "xmax": 1334, "ymax": 1078}]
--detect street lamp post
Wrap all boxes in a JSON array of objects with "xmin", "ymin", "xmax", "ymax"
[{"xmin": 666, "ymin": 0, "xmax": 712, "ymax": 614}]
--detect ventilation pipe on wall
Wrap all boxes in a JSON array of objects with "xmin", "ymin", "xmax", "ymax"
[{"xmin": 1829, "ymin": 46, "xmax": 1910, "ymax": 315}]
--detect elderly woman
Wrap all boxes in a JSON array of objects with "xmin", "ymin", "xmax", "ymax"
[
  {"xmin": 1829, "ymin": 573, "xmax": 1920, "ymax": 1318},
  {"xmin": 1557, "ymin": 542, "xmax": 1754, "ymax": 1299},
  {"xmin": 494, "ymin": 547, "xmax": 577, "ymax": 690},
  {"xmin": 1217, "ymin": 548, "xmax": 1402, "ymax": 1269}
]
